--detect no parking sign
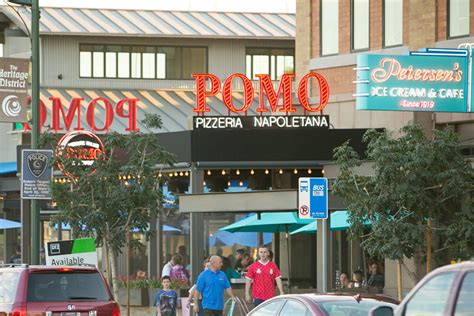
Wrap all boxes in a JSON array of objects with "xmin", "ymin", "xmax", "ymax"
[{"xmin": 298, "ymin": 177, "xmax": 328, "ymax": 219}]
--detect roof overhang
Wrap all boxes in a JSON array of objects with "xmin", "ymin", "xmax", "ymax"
[{"xmin": 178, "ymin": 190, "xmax": 346, "ymax": 213}]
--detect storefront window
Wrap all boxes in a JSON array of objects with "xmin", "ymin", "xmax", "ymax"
[
  {"xmin": 0, "ymin": 192, "xmax": 21, "ymax": 265},
  {"xmin": 449, "ymin": 0, "xmax": 470, "ymax": 38},
  {"xmin": 245, "ymin": 48, "xmax": 294, "ymax": 80},
  {"xmin": 383, "ymin": 0, "xmax": 403, "ymax": 47},
  {"xmin": 351, "ymin": 0, "xmax": 370, "ymax": 51},
  {"xmin": 321, "ymin": 0, "xmax": 339, "ymax": 56},
  {"xmin": 79, "ymin": 45, "xmax": 207, "ymax": 80}
]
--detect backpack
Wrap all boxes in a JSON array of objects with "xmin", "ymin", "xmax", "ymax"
[{"xmin": 170, "ymin": 265, "xmax": 188, "ymax": 281}]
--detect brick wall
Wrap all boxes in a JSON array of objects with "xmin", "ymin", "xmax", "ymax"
[
  {"xmin": 437, "ymin": 0, "xmax": 447, "ymax": 41},
  {"xmin": 369, "ymin": 0, "xmax": 382, "ymax": 50}
]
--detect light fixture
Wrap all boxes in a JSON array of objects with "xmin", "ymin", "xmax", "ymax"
[
  {"xmin": 236, "ymin": 169, "xmax": 240, "ymax": 175},
  {"xmin": 221, "ymin": 170, "xmax": 226, "ymax": 175},
  {"xmin": 308, "ymin": 169, "xmax": 312, "ymax": 174},
  {"xmin": 158, "ymin": 173, "xmax": 162, "ymax": 178},
  {"xmin": 169, "ymin": 172, "xmax": 173, "ymax": 177},
  {"xmin": 293, "ymin": 169, "xmax": 298, "ymax": 174},
  {"xmin": 127, "ymin": 175, "xmax": 131, "ymax": 179},
  {"xmin": 203, "ymin": 181, "xmax": 207, "ymax": 186},
  {"xmin": 174, "ymin": 172, "xmax": 178, "ymax": 176},
  {"xmin": 250, "ymin": 169, "xmax": 255, "ymax": 175},
  {"xmin": 179, "ymin": 171, "xmax": 184, "ymax": 176},
  {"xmin": 124, "ymin": 181, "xmax": 129, "ymax": 186},
  {"xmin": 239, "ymin": 181, "xmax": 243, "ymax": 186},
  {"xmin": 185, "ymin": 171, "xmax": 189, "ymax": 176},
  {"xmin": 278, "ymin": 169, "xmax": 283, "ymax": 174},
  {"xmin": 265, "ymin": 169, "xmax": 269, "ymax": 175},
  {"xmin": 207, "ymin": 170, "xmax": 212, "ymax": 175},
  {"xmin": 227, "ymin": 181, "xmax": 231, "ymax": 186},
  {"xmin": 322, "ymin": 169, "xmax": 325, "ymax": 174}
]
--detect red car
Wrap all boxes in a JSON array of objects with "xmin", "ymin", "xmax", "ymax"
[
  {"xmin": 0, "ymin": 264, "xmax": 120, "ymax": 315},
  {"xmin": 247, "ymin": 293, "xmax": 398, "ymax": 316},
  {"xmin": 370, "ymin": 260, "xmax": 474, "ymax": 316}
]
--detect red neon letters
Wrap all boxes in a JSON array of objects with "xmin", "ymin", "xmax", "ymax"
[
  {"xmin": 24, "ymin": 97, "xmax": 139, "ymax": 133},
  {"xmin": 193, "ymin": 72, "xmax": 330, "ymax": 113}
]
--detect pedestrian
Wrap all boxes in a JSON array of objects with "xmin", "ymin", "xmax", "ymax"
[
  {"xmin": 234, "ymin": 249, "xmax": 245, "ymax": 270},
  {"xmin": 339, "ymin": 272, "xmax": 350, "ymax": 289},
  {"xmin": 245, "ymin": 245, "xmax": 284, "ymax": 307},
  {"xmin": 154, "ymin": 276, "xmax": 178, "ymax": 316},
  {"xmin": 8, "ymin": 245, "xmax": 21, "ymax": 264},
  {"xmin": 195, "ymin": 255, "xmax": 235, "ymax": 316},
  {"xmin": 162, "ymin": 254, "xmax": 182, "ymax": 277},
  {"xmin": 367, "ymin": 262, "xmax": 385, "ymax": 293},
  {"xmin": 187, "ymin": 259, "xmax": 211, "ymax": 316},
  {"xmin": 348, "ymin": 270, "xmax": 364, "ymax": 288}
]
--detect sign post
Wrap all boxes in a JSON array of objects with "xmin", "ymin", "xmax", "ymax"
[{"xmin": 298, "ymin": 177, "xmax": 329, "ymax": 292}]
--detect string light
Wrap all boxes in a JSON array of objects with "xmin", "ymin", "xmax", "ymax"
[
  {"xmin": 250, "ymin": 169, "xmax": 255, "ymax": 175},
  {"xmin": 207, "ymin": 170, "xmax": 212, "ymax": 175},
  {"xmin": 179, "ymin": 171, "xmax": 184, "ymax": 176},
  {"xmin": 322, "ymin": 169, "xmax": 325, "ymax": 174},
  {"xmin": 185, "ymin": 171, "xmax": 189, "ymax": 176},
  {"xmin": 279, "ymin": 169, "xmax": 283, "ymax": 174},
  {"xmin": 265, "ymin": 169, "xmax": 269, "ymax": 175},
  {"xmin": 308, "ymin": 169, "xmax": 312, "ymax": 174},
  {"xmin": 203, "ymin": 181, "xmax": 206, "ymax": 186},
  {"xmin": 158, "ymin": 173, "xmax": 162, "ymax": 178},
  {"xmin": 169, "ymin": 172, "xmax": 173, "ymax": 177},
  {"xmin": 239, "ymin": 181, "xmax": 243, "ymax": 186},
  {"xmin": 227, "ymin": 181, "xmax": 231, "ymax": 186},
  {"xmin": 236, "ymin": 169, "xmax": 240, "ymax": 175},
  {"xmin": 127, "ymin": 175, "xmax": 131, "ymax": 180},
  {"xmin": 293, "ymin": 169, "xmax": 298, "ymax": 174},
  {"xmin": 221, "ymin": 170, "xmax": 226, "ymax": 175}
]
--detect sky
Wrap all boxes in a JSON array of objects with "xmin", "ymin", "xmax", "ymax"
[{"xmin": 38, "ymin": 0, "xmax": 295, "ymax": 12}]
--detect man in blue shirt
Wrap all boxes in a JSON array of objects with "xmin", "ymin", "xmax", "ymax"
[{"xmin": 195, "ymin": 255, "xmax": 235, "ymax": 316}]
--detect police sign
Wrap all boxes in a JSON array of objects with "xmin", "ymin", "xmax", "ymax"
[
  {"xmin": 298, "ymin": 177, "xmax": 328, "ymax": 219},
  {"xmin": 21, "ymin": 149, "xmax": 53, "ymax": 199}
]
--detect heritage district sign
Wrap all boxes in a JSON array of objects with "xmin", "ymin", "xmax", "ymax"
[
  {"xmin": 355, "ymin": 48, "xmax": 474, "ymax": 112},
  {"xmin": 21, "ymin": 72, "xmax": 331, "ymax": 133}
]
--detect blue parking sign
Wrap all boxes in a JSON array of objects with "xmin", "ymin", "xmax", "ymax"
[{"xmin": 298, "ymin": 177, "xmax": 328, "ymax": 219}]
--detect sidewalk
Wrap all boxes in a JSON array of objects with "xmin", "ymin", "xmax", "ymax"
[{"xmin": 120, "ymin": 306, "xmax": 184, "ymax": 316}]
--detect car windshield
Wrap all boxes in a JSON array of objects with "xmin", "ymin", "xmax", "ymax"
[
  {"xmin": 318, "ymin": 299, "xmax": 397, "ymax": 316},
  {"xmin": 26, "ymin": 271, "xmax": 110, "ymax": 302}
]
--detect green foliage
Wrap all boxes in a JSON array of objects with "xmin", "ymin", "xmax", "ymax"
[
  {"xmin": 333, "ymin": 123, "xmax": 474, "ymax": 262},
  {"xmin": 115, "ymin": 276, "xmax": 188, "ymax": 289},
  {"xmin": 41, "ymin": 113, "xmax": 176, "ymax": 254}
]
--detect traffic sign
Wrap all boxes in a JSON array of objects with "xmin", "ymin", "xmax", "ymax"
[
  {"xmin": 21, "ymin": 149, "xmax": 53, "ymax": 199},
  {"xmin": 298, "ymin": 177, "xmax": 328, "ymax": 219}
]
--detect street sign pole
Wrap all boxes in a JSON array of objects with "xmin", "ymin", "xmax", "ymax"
[
  {"xmin": 31, "ymin": 0, "xmax": 40, "ymax": 265},
  {"xmin": 321, "ymin": 218, "xmax": 328, "ymax": 293}
]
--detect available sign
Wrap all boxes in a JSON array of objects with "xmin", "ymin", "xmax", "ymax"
[
  {"xmin": 355, "ymin": 48, "xmax": 472, "ymax": 112},
  {"xmin": 0, "ymin": 58, "xmax": 29, "ymax": 122},
  {"xmin": 46, "ymin": 238, "xmax": 97, "ymax": 266},
  {"xmin": 21, "ymin": 149, "xmax": 53, "ymax": 199},
  {"xmin": 298, "ymin": 177, "xmax": 328, "ymax": 219}
]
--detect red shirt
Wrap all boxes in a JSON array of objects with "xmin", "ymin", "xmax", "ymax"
[{"xmin": 245, "ymin": 260, "xmax": 281, "ymax": 300}]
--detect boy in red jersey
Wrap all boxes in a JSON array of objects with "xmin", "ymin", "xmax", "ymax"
[{"xmin": 245, "ymin": 245, "xmax": 284, "ymax": 307}]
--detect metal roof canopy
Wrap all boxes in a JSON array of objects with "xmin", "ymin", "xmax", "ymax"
[
  {"xmin": 178, "ymin": 189, "xmax": 346, "ymax": 213},
  {"xmin": 1, "ymin": 6, "xmax": 295, "ymax": 39}
]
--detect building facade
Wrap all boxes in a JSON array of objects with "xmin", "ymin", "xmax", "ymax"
[{"xmin": 296, "ymin": 0, "xmax": 474, "ymax": 297}]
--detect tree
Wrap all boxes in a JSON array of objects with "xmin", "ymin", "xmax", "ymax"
[
  {"xmin": 41, "ymin": 114, "xmax": 175, "ymax": 300},
  {"xmin": 333, "ymin": 123, "xmax": 474, "ymax": 283}
]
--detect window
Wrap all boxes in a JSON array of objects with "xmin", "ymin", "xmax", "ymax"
[
  {"xmin": 384, "ymin": 0, "xmax": 403, "ymax": 47},
  {"xmin": 404, "ymin": 272, "xmax": 455, "ymax": 316},
  {"xmin": 454, "ymin": 272, "xmax": 474, "ymax": 316},
  {"xmin": 279, "ymin": 300, "xmax": 312, "ymax": 316},
  {"xmin": 0, "ymin": 272, "xmax": 20, "ymax": 303},
  {"xmin": 251, "ymin": 299, "xmax": 285, "ymax": 316},
  {"xmin": 449, "ymin": 0, "xmax": 470, "ymax": 38},
  {"xmin": 79, "ymin": 45, "xmax": 207, "ymax": 79},
  {"xmin": 321, "ymin": 0, "xmax": 339, "ymax": 56},
  {"xmin": 245, "ymin": 48, "xmax": 294, "ymax": 80},
  {"xmin": 352, "ymin": 0, "xmax": 370, "ymax": 51}
]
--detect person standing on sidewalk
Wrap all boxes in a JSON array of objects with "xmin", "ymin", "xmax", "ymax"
[
  {"xmin": 245, "ymin": 245, "xmax": 284, "ymax": 307},
  {"xmin": 195, "ymin": 255, "xmax": 235, "ymax": 316}
]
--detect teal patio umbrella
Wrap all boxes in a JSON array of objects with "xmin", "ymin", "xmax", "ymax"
[
  {"xmin": 290, "ymin": 210, "xmax": 371, "ymax": 235},
  {"xmin": 220, "ymin": 212, "xmax": 313, "ymax": 292}
]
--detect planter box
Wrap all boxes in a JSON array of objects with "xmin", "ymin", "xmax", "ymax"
[{"xmin": 118, "ymin": 288, "xmax": 149, "ymax": 306}]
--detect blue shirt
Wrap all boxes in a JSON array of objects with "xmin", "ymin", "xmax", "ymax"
[{"xmin": 196, "ymin": 269, "xmax": 230, "ymax": 310}]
